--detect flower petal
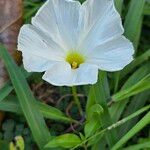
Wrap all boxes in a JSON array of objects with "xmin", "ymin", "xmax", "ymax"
[
  {"xmin": 78, "ymin": 0, "xmax": 124, "ymax": 54},
  {"xmin": 86, "ymin": 36, "xmax": 134, "ymax": 71},
  {"xmin": 42, "ymin": 62, "xmax": 98, "ymax": 86},
  {"xmin": 32, "ymin": 0, "xmax": 82, "ymax": 50},
  {"xmin": 22, "ymin": 52, "xmax": 57, "ymax": 72},
  {"xmin": 18, "ymin": 24, "xmax": 65, "ymax": 72}
]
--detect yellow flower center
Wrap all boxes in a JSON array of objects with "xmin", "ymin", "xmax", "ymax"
[{"xmin": 66, "ymin": 52, "xmax": 85, "ymax": 69}]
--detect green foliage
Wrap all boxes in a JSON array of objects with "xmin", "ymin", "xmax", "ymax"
[
  {"xmin": 122, "ymin": 140, "xmax": 150, "ymax": 150},
  {"xmin": 114, "ymin": 0, "xmax": 123, "ymax": 14},
  {"xmin": 112, "ymin": 112, "xmax": 150, "ymax": 150},
  {"xmin": 0, "ymin": 95, "xmax": 76, "ymax": 123},
  {"xmin": 0, "ymin": 84, "xmax": 13, "ymax": 102},
  {"xmin": 0, "ymin": 140, "xmax": 9, "ymax": 150},
  {"xmin": 120, "ymin": 49, "xmax": 150, "ymax": 78},
  {"xmin": 112, "ymin": 74, "xmax": 150, "ymax": 101},
  {"xmin": 70, "ymin": 105, "xmax": 150, "ymax": 150},
  {"xmin": 124, "ymin": 0, "xmax": 146, "ymax": 50},
  {"xmin": 0, "ymin": 45, "xmax": 50, "ymax": 149},
  {"xmin": 110, "ymin": 62, "xmax": 150, "ymax": 122},
  {"xmin": 45, "ymin": 134, "xmax": 81, "ymax": 149},
  {"xmin": 84, "ymin": 104, "xmax": 103, "ymax": 138}
]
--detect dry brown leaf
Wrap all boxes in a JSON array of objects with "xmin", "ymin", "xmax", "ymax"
[{"xmin": 0, "ymin": 0, "xmax": 23, "ymax": 87}]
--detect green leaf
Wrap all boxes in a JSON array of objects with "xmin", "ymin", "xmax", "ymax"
[
  {"xmin": 37, "ymin": 101, "xmax": 75, "ymax": 123},
  {"xmin": 86, "ymin": 87, "xmax": 96, "ymax": 118},
  {"xmin": 121, "ymin": 49, "xmax": 150, "ymax": 79},
  {"xmin": 112, "ymin": 111, "xmax": 150, "ymax": 150},
  {"xmin": 143, "ymin": 1, "xmax": 150, "ymax": 15},
  {"xmin": 0, "ymin": 45, "xmax": 50, "ymax": 149},
  {"xmin": 122, "ymin": 141, "xmax": 150, "ymax": 150},
  {"xmin": 119, "ymin": 90, "xmax": 150, "ymax": 137},
  {"xmin": 88, "ymin": 72, "xmax": 118, "ymax": 148},
  {"xmin": 0, "ymin": 96, "xmax": 22, "ymax": 114},
  {"xmin": 112, "ymin": 0, "xmax": 146, "ymax": 94},
  {"xmin": 88, "ymin": 131, "xmax": 104, "ymax": 147},
  {"xmin": 91, "ymin": 139, "xmax": 106, "ymax": 150},
  {"xmin": 124, "ymin": 0, "xmax": 146, "ymax": 50},
  {"xmin": 88, "ymin": 104, "xmax": 104, "ymax": 120},
  {"xmin": 71, "ymin": 105, "xmax": 150, "ymax": 150},
  {"xmin": 84, "ymin": 104, "xmax": 103, "ymax": 138},
  {"xmin": 84, "ymin": 118, "xmax": 100, "ymax": 138},
  {"xmin": 85, "ymin": 105, "xmax": 104, "ymax": 146},
  {"xmin": 45, "ymin": 134, "xmax": 81, "ymax": 149},
  {"xmin": 0, "ymin": 83, "xmax": 13, "ymax": 102},
  {"xmin": 114, "ymin": 0, "xmax": 123, "ymax": 14},
  {"xmin": 109, "ymin": 63, "xmax": 150, "ymax": 121},
  {"xmin": 112, "ymin": 74, "xmax": 150, "ymax": 102},
  {"xmin": 0, "ymin": 95, "xmax": 75, "ymax": 123},
  {"xmin": 0, "ymin": 140, "xmax": 9, "ymax": 150},
  {"xmin": 0, "ymin": 66, "xmax": 32, "ymax": 102}
]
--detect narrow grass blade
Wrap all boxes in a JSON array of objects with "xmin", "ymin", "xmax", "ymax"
[
  {"xmin": 112, "ymin": 111, "xmax": 150, "ymax": 150},
  {"xmin": 119, "ymin": 90, "xmax": 150, "ymax": 137},
  {"xmin": 0, "ymin": 66, "xmax": 32, "ymax": 102},
  {"xmin": 109, "ymin": 63, "xmax": 150, "ymax": 121},
  {"xmin": 122, "ymin": 141, "xmax": 150, "ymax": 150},
  {"xmin": 112, "ymin": 74, "xmax": 150, "ymax": 102},
  {"xmin": 0, "ymin": 96, "xmax": 22, "ymax": 114},
  {"xmin": 0, "ymin": 45, "xmax": 50, "ymax": 149},
  {"xmin": 0, "ymin": 84, "xmax": 13, "ymax": 102},
  {"xmin": 112, "ymin": 71, "xmax": 120, "ymax": 93},
  {"xmin": 121, "ymin": 49, "xmax": 150, "ymax": 79},
  {"xmin": 114, "ymin": 0, "xmax": 124, "ymax": 14},
  {"xmin": 71, "ymin": 105, "xmax": 150, "ymax": 150},
  {"xmin": 143, "ymin": 1, "xmax": 150, "ymax": 15},
  {"xmin": 112, "ymin": 0, "xmax": 146, "ymax": 93},
  {"xmin": 0, "ymin": 95, "xmax": 75, "ymax": 123},
  {"xmin": 124, "ymin": 0, "xmax": 146, "ymax": 50},
  {"xmin": 37, "ymin": 102, "xmax": 76, "ymax": 123},
  {"xmin": 86, "ymin": 87, "xmax": 97, "ymax": 119}
]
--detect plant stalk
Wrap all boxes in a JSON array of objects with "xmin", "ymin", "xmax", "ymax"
[{"xmin": 72, "ymin": 86, "xmax": 83, "ymax": 116}]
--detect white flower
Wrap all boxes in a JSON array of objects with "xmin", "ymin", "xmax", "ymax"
[{"xmin": 18, "ymin": 0, "xmax": 134, "ymax": 86}]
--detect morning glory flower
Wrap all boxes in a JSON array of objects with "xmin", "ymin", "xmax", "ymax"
[{"xmin": 18, "ymin": 0, "xmax": 134, "ymax": 86}]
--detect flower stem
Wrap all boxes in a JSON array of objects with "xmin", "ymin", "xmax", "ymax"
[{"xmin": 72, "ymin": 86, "xmax": 83, "ymax": 116}]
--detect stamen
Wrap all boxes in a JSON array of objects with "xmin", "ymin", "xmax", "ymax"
[
  {"xmin": 72, "ymin": 61, "xmax": 78, "ymax": 69},
  {"xmin": 66, "ymin": 52, "xmax": 85, "ymax": 69}
]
